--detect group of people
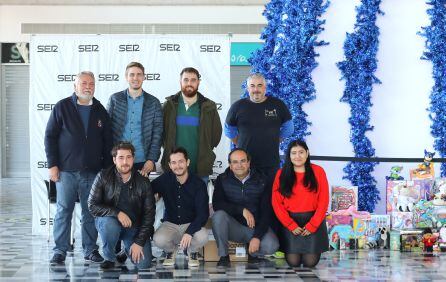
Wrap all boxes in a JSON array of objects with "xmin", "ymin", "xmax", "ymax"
[{"xmin": 44, "ymin": 62, "xmax": 330, "ymax": 270}]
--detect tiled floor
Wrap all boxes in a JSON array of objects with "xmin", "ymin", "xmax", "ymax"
[{"xmin": 1, "ymin": 178, "xmax": 446, "ymax": 281}]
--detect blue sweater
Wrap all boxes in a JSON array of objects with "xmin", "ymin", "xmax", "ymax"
[
  {"xmin": 107, "ymin": 90, "xmax": 163, "ymax": 163},
  {"xmin": 44, "ymin": 93, "xmax": 113, "ymax": 172}
]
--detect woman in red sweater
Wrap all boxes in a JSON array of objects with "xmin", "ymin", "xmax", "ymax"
[{"xmin": 272, "ymin": 140, "xmax": 329, "ymax": 267}]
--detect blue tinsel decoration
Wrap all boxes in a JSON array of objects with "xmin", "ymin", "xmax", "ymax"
[
  {"xmin": 248, "ymin": 0, "xmax": 329, "ymax": 149},
  {"xmin": 419, "ymin": 0, "xmax": 446, "ymax": 177},
  {"xmin": 336, "ymin": 0, "xmax": 383, "ymax": 212}
]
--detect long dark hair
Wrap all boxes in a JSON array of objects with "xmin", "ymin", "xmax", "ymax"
[{"xmin": 279, "ymin": 140, "xmax": 318, "ymax": 197}]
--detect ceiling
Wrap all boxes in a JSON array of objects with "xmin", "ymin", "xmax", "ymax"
[{"xmin": 0, "ymin": 0, "xmax": 266, "ymax": 5}]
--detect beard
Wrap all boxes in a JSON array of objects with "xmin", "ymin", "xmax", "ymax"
[
  {"xmin": 181, "ymin": 85, "xmax": 198, "ymax": 97},
  {"xmin": 172, "ymin": 167, "xmax": 187, "ymax": 177},
  {"xmin": 116, "ymin": 164, "xmax": 132, "ymax": 175},
  {"xmin": 77, "ymin": 91, "xmax": 93, "ymax": 102}
]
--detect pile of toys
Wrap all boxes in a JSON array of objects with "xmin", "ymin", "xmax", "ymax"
[
  {"xmin": 327, "ymin": 186, "xmax": 390, "ymax": 250},
  {"xmin": 327, "ymin": 150, "xmax": 446, "ymax": 252}
]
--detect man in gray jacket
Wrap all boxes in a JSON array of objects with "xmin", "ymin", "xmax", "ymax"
[{"xmin": 107, "ymin": 61, "xmax": 163, "ymax": 176}]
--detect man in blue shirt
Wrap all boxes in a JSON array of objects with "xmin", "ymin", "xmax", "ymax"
[
  {"xmin": 152, "ymin": 147, "xmax": 209, "ymax": 268},
  {"xmin": 107, "ymin": 62, "xmax": 163, "ymax": 262},
  {"xmin": 107, "ymin": 62, "xmax": 163, "ymax": 176}
]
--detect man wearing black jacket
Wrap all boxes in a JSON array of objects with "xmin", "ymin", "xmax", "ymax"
[
  {"xmin": 45, "ymin": 71, "xmax": 112, "ymax": 265},
  {"xmin": 88, "ymin": 142, "xmax": 155, "ymax": 269},
  {"xmin": 152, "ymin": 147, "xmax": 209, "ymax": 268},
  {"xmin": 212, "ymin": 148, "xmax": 279, "ymax": 267}
]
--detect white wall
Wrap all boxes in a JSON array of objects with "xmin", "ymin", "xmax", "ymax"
[
  {"xmin": 308, "ymin": 0, "xmax": 434, "ymax": 213},
  {"xmin": 1, "ymin": 1, "xmax": 439, "ymax": 214},
  {"xmin": 0, "ymin": 5, "xmax": 265, "ymax": 42}
]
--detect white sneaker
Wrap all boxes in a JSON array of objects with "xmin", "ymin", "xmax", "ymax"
[
  {"xmin": 163, "ymin": 252, "xmax": 175, "ymax": 267},
  {"xmin": 188, "ymin": 252, "xmax": 200, "ymax": 268}
]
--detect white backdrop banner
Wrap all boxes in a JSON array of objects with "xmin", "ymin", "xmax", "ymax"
[{"xmin": 29, "ymin": 34, "xmax": 231, "ymax": 235}]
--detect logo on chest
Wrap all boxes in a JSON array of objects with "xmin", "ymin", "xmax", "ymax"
[{"xmin": 265, "ymin": 109, "xmax": 278, "ymax": 118}]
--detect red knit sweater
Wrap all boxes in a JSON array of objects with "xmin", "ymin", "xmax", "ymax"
[{"xmin": 272, "ymin": 164, "xmax": 329, "ymax": 233}]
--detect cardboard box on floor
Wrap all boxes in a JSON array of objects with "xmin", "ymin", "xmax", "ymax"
[{"xmin": 203, "ymin": 238, "xmax": 247, "ymax": 262}]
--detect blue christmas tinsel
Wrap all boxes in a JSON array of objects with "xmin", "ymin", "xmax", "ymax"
[
  {"xmin": 248, "ymin": 0, "xmax": 329, "ymax": 151},
  {"xmin": 336, "ymin": 0, "xmax": 383, "ymax": 212},
  {"xmin": 419, "ymin": 0, "xmax": 446, "ymax": 176}
]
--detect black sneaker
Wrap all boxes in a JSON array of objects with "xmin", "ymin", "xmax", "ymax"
[
  {"xmin": 216, "ymin": 255, "xmax": 230, "ymax": 267},
  {"xmin": 116, "ymin": 250, "xmax": 127, "ymax": 264},
  {"xmin": 248, "ymin": 254, "xmax": 267, "ymax": 264},
  {"xmin": 50, "ymin": 253, "xmax": 65, "ymax": 265},
  {"xmin": 100, "ymin": 260, "xmax": 115, "ymax": 269},
  {"xmin": 84, "ymin": 250, "xmax": 104, "ymax": 263}
]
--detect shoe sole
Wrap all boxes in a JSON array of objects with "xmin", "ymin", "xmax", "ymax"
[{"xmin": 85, "ymin": 259, "xmax": 105, "ymax": 263}]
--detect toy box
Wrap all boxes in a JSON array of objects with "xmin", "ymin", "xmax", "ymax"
[
  {"xmin": 390, "ymin": 230, "xmax": 401, "ymax": 251},
  {"xmin": 331, "ymin": 186, "xmax": 358, "ymax": 212},
  {"xmin": 391, "ymin": 212, "xmax": 413, "ymax": 230},
  {"xmin": 400, "ymin": 230, "xmax": 423, "ymax": 252},
  {"xmin": 326, "ymin": 214, "xmax": 352, "ymax": 231},
  {"xmin": 432, "ymin": 206, "xmax": 446, "ymax": 227},
  {"xmin": 329, "ymin": 225, "xmax": 354, "ymax": 250},
  {"xmin": 413, "ymin": 200, "xmax": 435, "ymax": 228},
  {"xmin": 353, "ymin": 216, "xmax": 369, "ymax": 238},
  {"xmin": 386, "ymin": 180, "xmax": 432, "ymax": 213},
  {"xmin": 363, "ymin": 215, "xmax": 390, "ymax": 247}
]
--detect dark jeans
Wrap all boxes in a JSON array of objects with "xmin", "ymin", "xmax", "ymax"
[{"xmin": 211, "ymin": 210, "xmax": 279, "ymax": 257}]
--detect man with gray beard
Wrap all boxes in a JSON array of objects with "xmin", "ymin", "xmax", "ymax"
[{"xmin": 45, "ymin": 71, "xmax": 113, "ymax": 265}]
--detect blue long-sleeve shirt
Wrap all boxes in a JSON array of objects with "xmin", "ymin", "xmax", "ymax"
[{"xmin": 151, "ymin": 171, "xmax": 209, "ymax": 235}]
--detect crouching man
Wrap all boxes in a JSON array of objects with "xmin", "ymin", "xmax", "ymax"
[
  {"xmin": 152, "ymin": 147, "xmax": 209, "ymax": 268},
  {"xmin": 88, "ymin": 141, "xmax": 155, "ymax": 269},
  {"xmin": 212, "ymin": 148, "xmax": 279, "ymax": 267}
]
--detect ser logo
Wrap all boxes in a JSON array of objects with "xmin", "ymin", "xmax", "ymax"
[
  {"xmin": 213, "ymin": 161, "xmax": 223, "ymax": 169},
  {"xmin": 37, "ymin": 104, "xmax": 56, "ymax": 111},
  {"xmin": 37, "ymin": 45, "xmax": 58, "ymax": 52},
  {"xmin": 118, "ymin": 44, "xmax": 140, "ymax": 52},
  {"xmin": 78, "ymin": 45, "xmax": 99, "ymax": 52},
  {"xmin": 159, "ymin": 44, "xmax": 180, "ymax": 52},
  {"xmin": 57, "ymin": 74, "xmax": 77, "ymax": 82},
  {"xmin": 37, "ymin": 161, "xmax": 48, "ymax": 168},
  {"xmin": 40, "ymin": 218, "xmax": 54, "ymax": 226},
  {"xmin": 200, "ymin": 45, "xmax": 221, "ymax": 53},
  {"xmin": 145, "ymin": 73, "xmax": 161, "ymax": 81},
  {"xmin": 99, "ymin": 74, "xmax": 119, "ymax": 81}
]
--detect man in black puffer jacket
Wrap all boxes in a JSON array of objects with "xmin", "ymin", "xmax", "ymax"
[
  {"xmin": 88, "ymin": 142, "xmax": 155, "ymax": 270},
  {"xmin": 212, "ymin": 148, "xmax": 279, "ymax": 268}
]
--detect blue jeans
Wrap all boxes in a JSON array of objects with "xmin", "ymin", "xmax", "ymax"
[
  {"xmin": 53, "ymin": 171, "xmax": 98, "ymax": 257},
  {"xmin": 95, "ymin": 217, "xmax": 152, "ymax": 269}
]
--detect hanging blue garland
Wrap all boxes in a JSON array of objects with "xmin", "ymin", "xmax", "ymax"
[
  {"xmin": 336, "ymin": 0, "xmax": 382, "ymax": 212},
  {"xmin": 249, "ymin": 0, "xmax": 329, "ymax": 148},
  {"xmin": 419, "ymin": 0, "xmax": 446, "ymax": 177}
]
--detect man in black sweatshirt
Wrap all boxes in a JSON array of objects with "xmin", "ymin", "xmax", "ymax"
[
  {"xmin": 152, "ymin": 147, "xmax": 209, "ymax": 268},
  {"xmin": 212, "ymin": 148, "xmax": 279, "ymax": 267}
]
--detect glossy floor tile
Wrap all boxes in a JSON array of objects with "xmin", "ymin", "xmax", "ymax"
[{"xmin": 1, "ymin": 178, "xmax": 446, "ymax": 281}]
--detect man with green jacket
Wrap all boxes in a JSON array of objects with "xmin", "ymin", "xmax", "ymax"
[{"xmin": 161, "ymin": 67, "xmax": 222, "ymax": 184}]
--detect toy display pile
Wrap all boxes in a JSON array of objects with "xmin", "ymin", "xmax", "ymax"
[{"xmin": 326, "ymin": 150, "xmax": 446, "ymax": 252}]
